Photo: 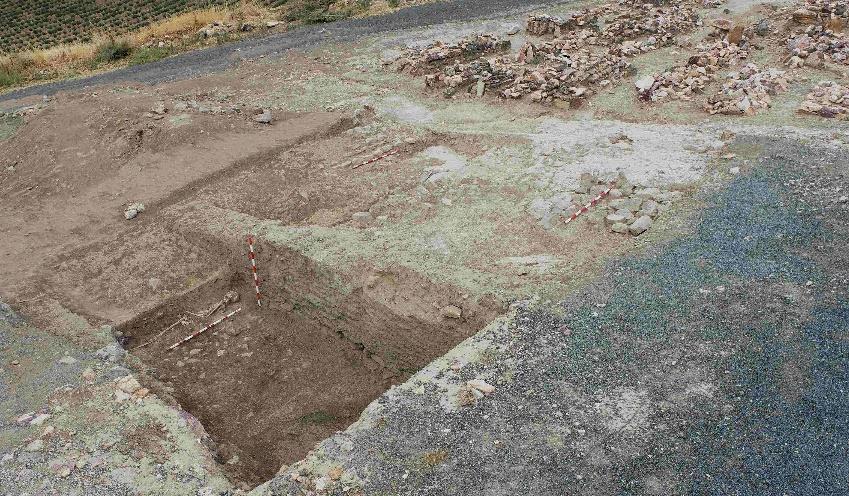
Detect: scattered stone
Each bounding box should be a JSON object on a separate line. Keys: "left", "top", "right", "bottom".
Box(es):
{"left": 637, "top": 39, "right": 749, "bottom": 102}
{"left": 253, "top": 109, "right": 273, "bottom": 124}
{"left": 116, "top": 375, "right": 141, "bottom": 394}
{"left": 629, "top": 215, "right": 653, "bottom": 235}
{"left": 29, "top": 413, "right": 51, "bottom": 426}
{"left": 95, "top": 343, "right": 126, "bottom": 363}
{"left": 266, "top": 20, "right": 281, "bottom": 28}
{"left": 352, "top": 211, "right": 373, "bottom": 226}
{"left": 610, "top": 197, "right": 643, "bottom": 212}
{"left": 467, "top": 379, "right": 496, "bottom": 394}
{"left": 640, "top": 199, "right": 659, "bottom": 217}
{"left": 395, "top": 34, "right": 511, "bottom": 76}
{"left": 328, "top": 466, "right": 344, "bottom": 480}
{"left": 506, "top": 25, "right": 521, "bottom": 35}
{"left": 755, "top": 18, "right": 770, "bottom": 36}
{"left": 787, "top": 25, "right": 849, "bottom": 67}
{"left": 440, "top": 305, "right": 463, "bottom": 319}
{"left": 705, "top": 64, "right": 788, "bottom": 115}
{"left": 124, "top": 202, "right": 145, "bottom": 220}
{"left": 16, "top": 412, "right": 34, "bottom": 424}
{"left": 611, "top": 222, "right": 629, "bottom": 234}
{"left": 24, "top": 439, "right": 44, "bottom": 452}
{"left": 399, "top": 1, "right": 701, "bottom": 105}
{"left": 799, "top": 81, "right": 849, "bottom": 119}
{"left": 58, "top": 355, "right": 78, "bottom": 365}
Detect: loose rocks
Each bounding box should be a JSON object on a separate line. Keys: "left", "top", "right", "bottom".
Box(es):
{"left": 253, "top": 109, "right": 273, "bottom": 124}
{"left": 705, "top": 64, "right": 788, "bottom": 115}
{"left": 124, "top": 202, "right": 145, "bottom": 220}
{"left": 799, "top": 81, "right": 849, "bottom": 118}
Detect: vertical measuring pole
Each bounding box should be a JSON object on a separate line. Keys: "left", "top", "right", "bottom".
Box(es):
{"left": 247, "top": 235, "right": 262, "bottom": 307}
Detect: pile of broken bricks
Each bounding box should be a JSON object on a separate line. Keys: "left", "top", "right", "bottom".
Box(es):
{"left": 799, "top": 80, "right": 849, "bottom": 118}
{"left": 705, "top": 63, "right": 789, "bottom": 115}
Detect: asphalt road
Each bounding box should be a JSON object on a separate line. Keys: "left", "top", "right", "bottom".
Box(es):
{"left": 0, "top": 0, "right": 568, "bottom": 103}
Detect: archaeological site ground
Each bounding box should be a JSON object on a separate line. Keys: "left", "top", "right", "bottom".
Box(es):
{"left": 1, "top": 0, "right": 848, "bottom": 494}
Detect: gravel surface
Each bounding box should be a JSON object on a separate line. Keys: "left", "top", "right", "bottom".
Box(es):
{"left": 260, "top": 134, "right": 849, "bottom": 495}
{"left": 0, "top": 0, "right": 572, "bottom": 104}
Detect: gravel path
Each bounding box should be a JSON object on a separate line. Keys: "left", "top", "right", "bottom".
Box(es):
{"left": 0, "top": 0, "right": 570, "bottom": 103}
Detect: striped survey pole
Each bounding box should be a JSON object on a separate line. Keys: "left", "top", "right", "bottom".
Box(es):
{"left": 352, "top": 148, "right": 399, "bottom": 169}
{"left": 247, "top": 235, "right": 261, "bottom": 307}
{"left": 168, "top": 308, "right": 242, "bottom": 351}
{"left": 564, "top": 183, "right": 615, "bottom": 226}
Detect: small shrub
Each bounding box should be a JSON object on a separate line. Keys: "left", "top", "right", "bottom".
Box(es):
{"left": 128, "top": 46, "right": 172, "bottom": 65}
{"left": 0, "top": 68, "right": 23, "bottom": 88}
{"left": 284, "top": 0, "right": 346, "bottom": 24}
{"left": 388, "top": 0, "right": 400, "bottom": 7}
{"left": 91, "top": 39, "right": 133, "bottom": 67}
{"left": 356, "top": 0, "right": 371, "bottom": 9}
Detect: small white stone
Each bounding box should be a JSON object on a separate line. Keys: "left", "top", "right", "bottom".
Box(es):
{"left": 467, "top": 379, "right": 496, "bottom": 395}
{"left": 24, "top": 439, "right": 44, "bottom": 452}
{"left": 440, "top": 305, "right": 462, "bottom": 319}
{"left": 29, "top": 413, "right": 51, "bottom": 426}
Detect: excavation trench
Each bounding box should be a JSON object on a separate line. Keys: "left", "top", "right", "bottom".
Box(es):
{"left": 120, "top": 240, "right": 500, "bottom": 487}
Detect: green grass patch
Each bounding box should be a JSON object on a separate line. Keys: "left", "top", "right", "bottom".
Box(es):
{"left": 90, "top": 39, "right": 133, "bottom": 68}
{"left": 0, "top": 67, "right": 23, "bottom": 88}
{"left": 128, "top": 46, "right": 174, "bottom": 65}
{"left": 298, "top": 410, "right": 336, "bottom": 424}
{"left": 284, "top": 0, "right": 348, "bottom": 24}
{"left": 0, "top": 114, "right": 23, "bottom": 141}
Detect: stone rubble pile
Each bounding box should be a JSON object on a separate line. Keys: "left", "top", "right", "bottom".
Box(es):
{"left": 501, "top": 48, "right": 630, "bottom": 102}
{"left": 599, "top": 176, "right": 675, "bottom": 237}
{"left": 394, "top": 34, "right": 512, "bottom": 75}
{"left": 791, "top": 0, "right": 848, "bottom": 25}
{"left": 526, "top": 0, "right": 699, "bottom": 46}
{"left": 525, "top": 13, "right": 598, "bottom": 37}
{"left": 786, "top": 25, "right": 849, "bottom": 67}
{"left": 528, "top": 173, "right": 677, "bottom": 235}
{"left": 799, "top": 81, "right": 849, "bottom": 118}
{"left": 635, "top": 39, "right": 749, "bottom": 101}
{"left": 397, "top": 0, "right": 703, "bottom": 104}
{"left": 705, "top": 64, "right": 788, "bottom": 115}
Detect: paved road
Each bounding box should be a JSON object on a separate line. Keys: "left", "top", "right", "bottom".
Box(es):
{"left": 0, "top": 0, "right": 568, "bottom": 103}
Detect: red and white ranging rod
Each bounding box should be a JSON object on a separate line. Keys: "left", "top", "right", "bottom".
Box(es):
{"left": 168, "top": 308, "right": 242, "bottom": 351}
{"left": 352, "top": 148, "right": 399, "bottom": 169}
{"left": 564, "top": 183, "right": 616, "bottom": 226}
{"left": 247, "top": 235, "right": 262, "bottom": 307}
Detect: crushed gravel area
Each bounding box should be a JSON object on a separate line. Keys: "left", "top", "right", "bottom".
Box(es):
{"left": 261, "top": 135, "right": 849, "bottom": 495}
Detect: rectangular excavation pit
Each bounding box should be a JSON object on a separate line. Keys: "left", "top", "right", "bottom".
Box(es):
{"left": 120, "top": 243, "right": 500, "bottom": 487}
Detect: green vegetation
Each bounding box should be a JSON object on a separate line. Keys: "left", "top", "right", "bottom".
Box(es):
{"left": 298, "top": 410, "right": 336, "bottom": 424}
{"left": 128, "top": 46, "right": 175, "bottom": 65}
{"left": 90, "top": 39, "right": 133, "bottom": 67}
{"left": 284, "top": 0, "right": 347, "bottom": 24}
{"left": 0, "top": 114, "right": 23, "bottom": 141}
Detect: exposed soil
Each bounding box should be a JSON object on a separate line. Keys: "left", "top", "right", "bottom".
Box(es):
{"left": 0, "top": 65, "right": 503, "bottom": 488}
{"left": 119, "top": 241, "right": 499, "bottom": 486}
